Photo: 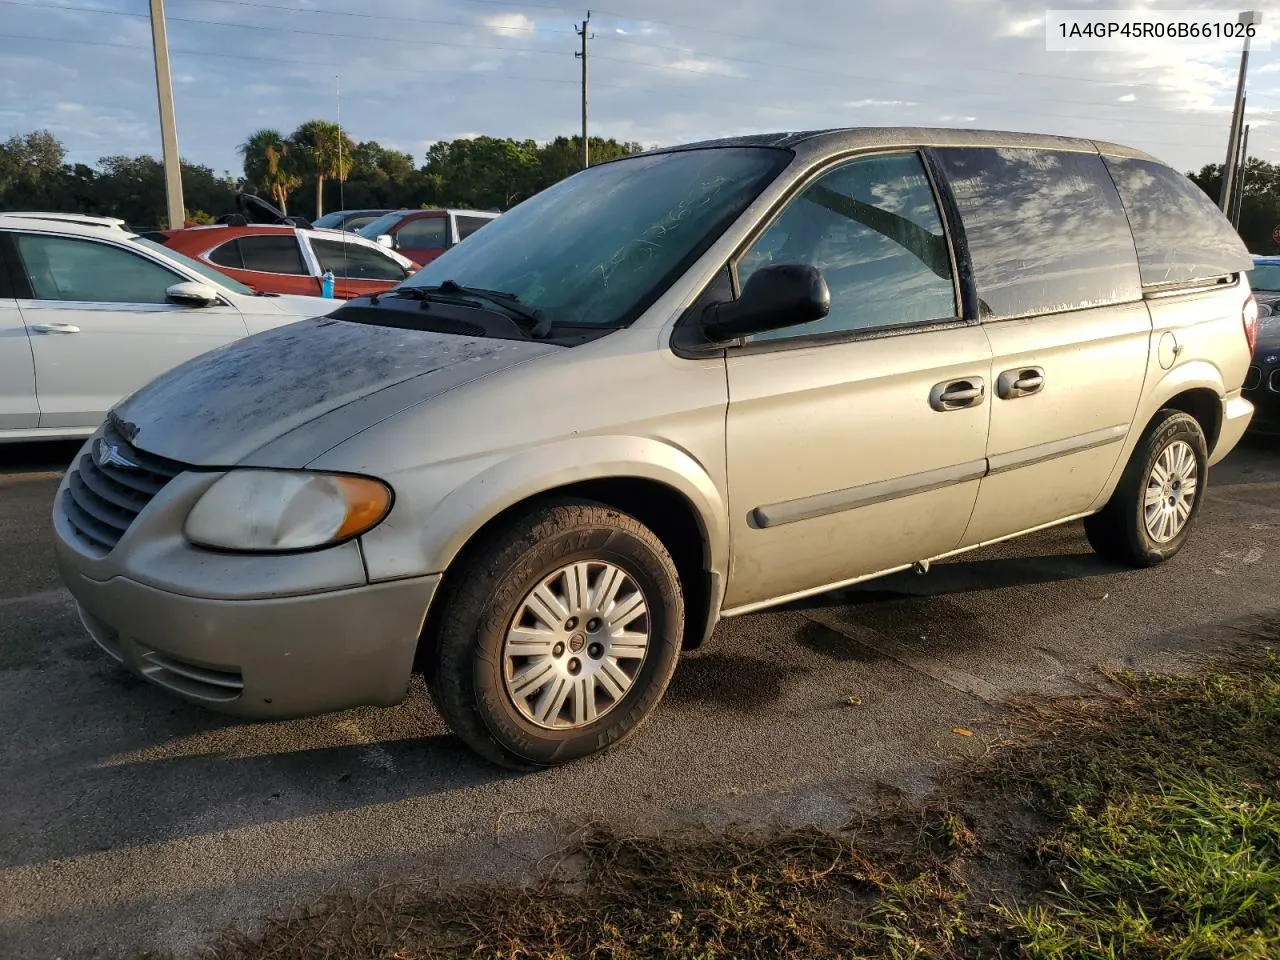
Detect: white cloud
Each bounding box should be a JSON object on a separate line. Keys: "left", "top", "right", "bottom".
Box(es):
{"left": 55, "top": 102, "right": 83, "bottom": 113}
{"left": 846, "top": 98, "right": 916, "bottom": 108}
{"left": 1118, "top": 93, "right": 1137, "bottom": 102}
{"left": 1001, "top": 16, "right": 1043, "bottom": 37}
{"left": 481, "top": 13, "right": 535, "bottom": 36}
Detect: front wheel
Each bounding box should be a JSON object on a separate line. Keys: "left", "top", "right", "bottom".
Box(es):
{"left": 1084, "top": 409, "right": 1208, "bottom": 567}
{"left": 427, "top": 500, "right": 684, "bottom": 770}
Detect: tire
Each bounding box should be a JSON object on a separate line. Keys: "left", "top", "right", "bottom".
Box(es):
{"left": 427, "top": 499, "right": 684, "bottom": 770}
{"left": 1084, "top": 409, "right": 1208, "bottom": 568}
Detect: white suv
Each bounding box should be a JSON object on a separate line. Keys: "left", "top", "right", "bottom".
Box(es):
{"left": 0, "top": 212, "right": 335, "bottom": 442}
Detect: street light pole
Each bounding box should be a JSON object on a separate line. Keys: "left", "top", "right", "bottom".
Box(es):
{"left": 148, "top": 0, "right": 184, "bottom": 228}
{"left": 1219, "top": 10, "right": 1261, "bottom": 212}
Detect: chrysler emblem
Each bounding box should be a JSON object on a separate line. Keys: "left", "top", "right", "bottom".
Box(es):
{"left": 93, "top": 438, "right": 138, "bottom": 470}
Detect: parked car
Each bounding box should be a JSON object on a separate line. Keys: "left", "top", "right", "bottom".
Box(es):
{"left": 312, "top": 209, "right": 395, "bottom": 233}
{"left": 0, "top": 212, "right": 335, "bottom": 442}
{"left": 157, "top": 224, "right": 419, "bottom": 299}
{"left": 1243, "top": 256, "right": 1280, "bottom": 434}
{"left": 356, "top": 208, "right": 499, "bottom": 265}
{"left": 53, "top": 128, "right": 1255, "bottom": 770}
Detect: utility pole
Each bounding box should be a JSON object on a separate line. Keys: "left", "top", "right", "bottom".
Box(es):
{"left": 575, "top": 12, "right": 592, "bottom": 169}
{"left": 148, "top": 0, "right": 184, "bottom": 229}
{"left": 1220, "top": 10, "right": 1262, "bottom": 212}
{"left": 1233, "top": 123, "right": 1251, "bottom": 228}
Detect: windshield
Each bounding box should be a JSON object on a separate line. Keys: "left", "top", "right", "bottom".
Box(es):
{"left": 131, "top": 236, "right": 255, "bottom": 295}
{"left": 399, "top": 147, "right": 791, "bottom": 328}
{"left": 1249, "top": 263, "right": 1280, "bottom": 292}
{"left": 312, "top": 211, "right": 346, "bottom": 229}
{"left": 357, "top": 211, "right": 409, "bottom": 240}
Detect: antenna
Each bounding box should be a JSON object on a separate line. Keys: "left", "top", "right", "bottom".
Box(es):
{"left": 336, "top": 74, "right": 346, "bottom": 217}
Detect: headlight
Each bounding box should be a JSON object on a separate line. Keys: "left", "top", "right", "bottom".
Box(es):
{"left": 184, "top": 470, "right": 392, "bottom": 552}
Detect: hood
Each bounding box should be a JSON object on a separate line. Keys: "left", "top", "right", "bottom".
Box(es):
{"left": 248, "top": 292, "right": 340, "bottom": 317}
{"left": 113, "top": 317, "right": 558, "bottom": 466}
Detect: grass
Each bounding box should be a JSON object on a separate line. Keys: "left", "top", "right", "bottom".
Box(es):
{"left": 163, "top": 650, "right": 1280, "bottom": 960}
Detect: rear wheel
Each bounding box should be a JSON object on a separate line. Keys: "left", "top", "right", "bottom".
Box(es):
{"left": 427, "top": 500, "right": 684, "bottom": 769}
{"left": 1084, "top": 410, "right": 1208, "bottom": 567}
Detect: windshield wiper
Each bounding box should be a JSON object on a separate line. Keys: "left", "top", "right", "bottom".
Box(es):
{"left": 394, "top": 280, "right": 554, "bottom": 337}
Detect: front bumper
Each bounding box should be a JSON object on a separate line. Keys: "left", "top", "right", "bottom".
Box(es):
{"left": 61, "top": 567, "right": 439, "bottom": 719}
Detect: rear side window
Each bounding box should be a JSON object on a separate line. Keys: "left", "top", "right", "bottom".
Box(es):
{"left": 396, "top": 216, "right": 447, "bottom": 249}
{"left": 235, "top": 235, "right": 307, "bottom": 275}
{"left": 310, "top": 238, "right": 407, "bottom": 281}
{"left": 455, "top": 215, "right": 493, "bottom": 241}
{"left": 208, "top": 239, "right": 243, "bottom": 269}
{"left": 1102, "top": 155, "right": 1252, "bottom": 287}
{"left": 934, "top": 147, "right": 1141, "bottom": 319}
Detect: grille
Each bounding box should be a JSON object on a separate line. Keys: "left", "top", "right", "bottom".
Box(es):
{"left": 61, "top": 419, "right": 185, "bottom": 554}
{"left": 140, "top": 649, "right": 244, "bottom": 703}
{"left": 1244, "top": 365, "right": 1262, "bottom": 391}
{"left": 1271, "top": 369, "right": 1280, "bottom": 394}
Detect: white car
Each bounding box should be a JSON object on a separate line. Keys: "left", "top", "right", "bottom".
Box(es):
{"left": 0, "top": 212, "right": 335, "bottom": 443}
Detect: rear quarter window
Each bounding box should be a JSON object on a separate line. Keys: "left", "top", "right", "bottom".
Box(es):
{"left": 934, "top": 146, "right": 1141, "bottom": 320}
{"left": 1101, "top": 155, "right": 1252, "bottom": 287}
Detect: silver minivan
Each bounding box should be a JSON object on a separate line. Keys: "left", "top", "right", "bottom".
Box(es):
{"left": 51, "top": 127, "right": 1257, "bottom": 768}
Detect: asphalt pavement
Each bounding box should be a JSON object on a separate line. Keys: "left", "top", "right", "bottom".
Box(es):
{"left": 2, "top": 439, "right": 1278, "bottom": 959}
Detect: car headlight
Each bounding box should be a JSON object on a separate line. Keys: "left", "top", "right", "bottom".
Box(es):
{"left": 184, "top": 470, "right": 393, "bottom": 552}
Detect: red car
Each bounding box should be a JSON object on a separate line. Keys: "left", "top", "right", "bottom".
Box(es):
{"left": 156, "top": 224, "right": 420, "bottom": 299}
{"left": 355, "top": 208, "right": 499, "bottom": 266}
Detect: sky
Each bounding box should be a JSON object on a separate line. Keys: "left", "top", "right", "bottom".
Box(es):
{"left": 2, "top": 0, "right": 1280, "bottom": 179}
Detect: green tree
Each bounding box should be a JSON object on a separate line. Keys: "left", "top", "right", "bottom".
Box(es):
{"left": 422, "top": 136, "right": 539, "bottom": 209}
{"left": 290, "top": 120, "right": 355, "bottom": 219}
{"left": 530, "top": 135, "right": 643, "bottom": 193}
{"left": 1190, "top": 158, "right": 1280, "bottom": 254}
{"left": 239, "top": 128, "right": 300, "bottom": 214}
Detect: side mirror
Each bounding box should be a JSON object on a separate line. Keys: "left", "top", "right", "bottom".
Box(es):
{"left": 702, "top": 264, "right": 830, "bottom": 341}
{"left": 376, "top": 234, "right": 394, "bottom": 249}
{"left": 165, "top": 281, "right": 219, "bottom": 307}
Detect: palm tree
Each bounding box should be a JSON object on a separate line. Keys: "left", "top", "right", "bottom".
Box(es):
{"left": 238, "top": 128, "right": 300, "bottom": 214}
{"left": 291, "top": 120, "right": 353, "bottom": 219}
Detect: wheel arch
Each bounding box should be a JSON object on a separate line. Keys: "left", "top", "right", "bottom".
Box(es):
{"left": 414, "top": 437, "right": 729, "bottom": 668}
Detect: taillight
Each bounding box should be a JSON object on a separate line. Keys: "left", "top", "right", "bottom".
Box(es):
{"left": 1244, "top": 294, "right": 1259, "bottom": 354}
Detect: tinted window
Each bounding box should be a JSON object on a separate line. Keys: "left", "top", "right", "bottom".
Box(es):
{"left": 236, "top": 234, "right": 307, "bottom": 275}
{"left": 455, "top": 215, "right": 494, "bottom": 241}
{"left": 208, "top": 239, "right": 243, "bottom": 269}
{"left": 935, "top": 147, "right": 1140, "bottom": 319}
{"left": 737, "top": 152, "right": 956, "bottom": 341}
{"left": 1249, "top": 263, "right": 1280, "bottom": 293}
{"left": 1103, "top": 155, "right": 1252, "bottom": 287}
{"left": 15, "top": 233, "right": 181, "bottom": 303}
{"left": 400, "top": 146, "right": 789, "bottom": 329}
{"left": 396, "top": 216, "right": 447, "bottom": 249}
{"left": 311, "top": 238, "right": 407, "bottom": 281}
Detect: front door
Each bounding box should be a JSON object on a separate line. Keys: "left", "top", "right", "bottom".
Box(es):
{"left": 307, "top": 236, "right": 411, "bottom": 298}
{"left": 928, "top": 146, "right": 1152, "bottom": 546}
{"left": 722, "top": 151, "right": 993, "bottom": 611}
{"left": 0, "top": 233, "right": 38, "bottom": 430}
{"left": 10, "top": 231, "right": 249, "bottom": 431}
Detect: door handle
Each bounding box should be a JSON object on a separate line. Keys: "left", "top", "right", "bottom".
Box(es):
{"left": 30, "top": 323, "right": 81, "bottom": 334}
{"left": 929, "top": 377, "right": 986, "bottom": 412}
{"left": 997, "top": 366, "right": 1045, "bottom": 400}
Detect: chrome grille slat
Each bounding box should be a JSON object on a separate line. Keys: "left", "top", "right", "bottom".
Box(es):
{"left": 67, "top": 473, "right": 133, "bottom": 531}
{"left": 1271, "top": 369, "right": 1280, "bottom": 393}
{"left": 75, "top": 456, "right": 150, "bottom": 512}
{"left": 1244, "top": 365, "right": 1262, "bottom": 391}
{"left": 61, "top": 491, "right": 121, "bottom": 551}
{"left": 60, "top": 419, "right": 187, "bottom": 553}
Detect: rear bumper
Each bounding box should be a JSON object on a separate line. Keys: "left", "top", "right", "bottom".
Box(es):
{"left": 62, "top": 566, "right": 439, "bottom": 719}
{"left": 1210, "top": 393, "right": 1254, "bottom": 466}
